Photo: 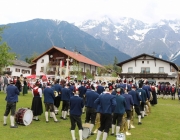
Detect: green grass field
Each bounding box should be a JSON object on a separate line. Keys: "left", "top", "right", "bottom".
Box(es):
{"left": 0, "top": 91, "right": 180, "bottom": 140}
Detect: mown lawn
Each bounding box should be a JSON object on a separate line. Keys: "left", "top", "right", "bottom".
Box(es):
{"left": 0, "top": 91, "right": 180, "bottom": 140}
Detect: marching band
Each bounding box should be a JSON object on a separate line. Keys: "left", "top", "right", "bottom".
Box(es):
{"left": 2, "top": 73, "right": 180, "bottom": 140}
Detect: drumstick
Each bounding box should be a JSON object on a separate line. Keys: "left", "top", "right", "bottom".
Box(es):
{"left": 24, "top": 120, "right": 28, "bottom": 124}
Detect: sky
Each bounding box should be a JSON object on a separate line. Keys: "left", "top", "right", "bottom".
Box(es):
{"left": 1, "top": 0, "right": 180, "bottom": 24}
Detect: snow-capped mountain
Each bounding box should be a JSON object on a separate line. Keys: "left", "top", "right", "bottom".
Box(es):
{"left": 74, "top": 16, "right": 180, "bottom": 65}
{"left": 170, "top": 50, "right": 180, "bottom": 65}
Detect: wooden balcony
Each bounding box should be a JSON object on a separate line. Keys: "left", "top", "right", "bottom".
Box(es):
{"left": 49, "top": 61, "right": 59, "bottom": 65}
{"left": 119, "top": 73, "right": 168, "bottom": 78}
{"left": 47, "top": 71, "right": 55, "bottom": 75}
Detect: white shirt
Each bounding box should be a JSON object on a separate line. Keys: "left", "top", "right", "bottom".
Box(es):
{"left": 31, "top": 87, "right": 42, "bottom": 97}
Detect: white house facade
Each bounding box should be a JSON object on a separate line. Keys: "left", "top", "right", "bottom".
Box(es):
{"left": 31, "top": 46, "right": 103, "bottom": 78}
{"left": 35, "top": 54, "right": 50, "bottom": 76}
{"left": 3, "top": 60, "right": 31, "bottom": 77}
{"left": 117, "top": 54, "right": 179, "bottom": 85}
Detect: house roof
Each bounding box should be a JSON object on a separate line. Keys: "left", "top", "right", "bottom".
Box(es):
{"left": 29, "top": 63, "right": 36, "bottom": 68}
{"left": 13, "top": 60, "right": 30, "bottom": 67}
{"left": 32, "top": 46, "right": 103, "bottom": 67}
{"left": 116, "top": 53, "right": 179, "bottom": 71}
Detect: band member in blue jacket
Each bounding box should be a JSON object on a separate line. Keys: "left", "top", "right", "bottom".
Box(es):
{"left": 43, "top": 83, "right": 59, "bottom": 123}
{"left": 3, "top": 80, "right": 19, "bottom": 128}
{"left": 122, "top": 86, "right": 134, "bottom": 130}
{"left": 137, "top": 82, "right": 147, "bottom": 118}
{"left": 70, "top": 89, "right": 84, "bottom": 140}
{"left": 111, "top": 88, "right": 126, "bottom": 136}
{"left": 142, "top": 81, "right": 151, "bottom": 114}
{"left": 96, "top": 82, "right": 105, "bottom": 94}
{"left": 61, "top": 83, "right": 71, "bottom": 120}
{"left": 128, "top": 84, "right": 142, "bottom": 125}
{"left": 164, "top": 84, "right": 170, "bottom": 99}
{"left": 85, "top": 84, "right": 99, "bottom": 135}
{"left": 94, "top": 84, "right": 116, "bottom": 140}
{"left": 78, "top": 82, "right": 87, "bottom": 113}
{"left": 142, "top": 82, "right": 151, "bottom": 101}
{"left": 53, "top": 79, "right": 62, "bottom": 115}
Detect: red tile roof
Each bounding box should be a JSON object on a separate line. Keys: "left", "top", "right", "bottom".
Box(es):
{"left": 33, "top": 46, "right": 103, "bottom": 67}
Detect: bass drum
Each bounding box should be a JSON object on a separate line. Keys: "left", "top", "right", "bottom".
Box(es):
{"left": 15, "top": 108, "right": 33, "bottom": 126}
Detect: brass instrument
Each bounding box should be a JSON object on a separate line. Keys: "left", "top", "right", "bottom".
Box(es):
{"left": 120, "top": 113, "right": 131, "bottom": 135}
{"left": 54, "top": 91, "right": 59, "bottom": 97}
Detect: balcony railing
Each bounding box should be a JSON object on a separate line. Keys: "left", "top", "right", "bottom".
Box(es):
{"left": 119, "top": 73, "right": 168, "bottom": 78}
{"left": 47, "top": 71, "right": 55, "bottom": 75}
{"left": 49, "top": 61, "right": 59, "bottom": 65}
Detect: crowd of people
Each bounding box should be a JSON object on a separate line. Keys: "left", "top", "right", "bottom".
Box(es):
{"left": 0, "top": 74, "right": 28, "bottom": 95}
{"left": 1, "top": 74, "right": 180, "bottom": 140}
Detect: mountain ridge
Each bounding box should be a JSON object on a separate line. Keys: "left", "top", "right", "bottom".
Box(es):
{"left": 1, "top": 18, "right": 130, "bottom": 65}
{"left": 74, "top": 16, "right": 180, "bottom": 65}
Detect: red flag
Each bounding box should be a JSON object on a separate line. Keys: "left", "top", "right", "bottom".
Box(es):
{"left": 60, "top": 60, "right": 64, "bottom": 67}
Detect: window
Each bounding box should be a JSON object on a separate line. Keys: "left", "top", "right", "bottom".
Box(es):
{"left": 53, "top": 67, "right": 56, "bottom": 71}
{"left": 6, "top": 68, "right": 10, "bottom": 71}
{"left": 22, "top": 69, "right": 25, "bottom": 74}
{"left": 41, "top": 59, "right": 44, "bottom": 63}
{"left": 128, "top": 67, "right": 133, "bottom": 73}
{"left": 141, "top": 67, "right": 150, "bottom": 73}
{"left": 159, "top": 67, "right": 164, "bottom": 73}
{"left": 15, "top": 68, "right": 20, "bottom": 72}
{"left": 40, "top": 67, "right": 44, "bottom": 72}
{"left": 171, "top": 66, "right": 175, "bottom": 72}
{"left": 142, "top": 61, "right": 144, "bottom": 64}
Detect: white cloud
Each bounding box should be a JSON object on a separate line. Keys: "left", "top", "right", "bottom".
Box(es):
{"left": 0, "top": 0, "right": 180, "bottom": 24}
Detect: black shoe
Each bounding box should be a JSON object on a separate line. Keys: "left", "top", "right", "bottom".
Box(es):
{"left": 138, "top": 122, "right": 142, "bottom": 125}
{"left": 34, "top": 119, "right": 40, "bottom": 121}
{"left": 10, "top": 125, "right": 18, "bottom": 128}
{"left": 91, "top": 132, "right": 94, "bottom": 135}
{"left": 54, "top": 120, "right": 60, "bottom": 123}
{"left": 60, "top": 117, "right": 63, "bottom": 119}
{"left": 111, "top": 133, "right": 114, "bottom": 136}
{"left": 63, "top": 118, "right": 68, "bottom": 120}
{"left": 3, "top": 123, "right": 7, "bottom": 126}
{"left": 46, "top": 121, "right": 49, "bottom": 123}
{"left": 55, "top": 113, "right": 59, "bottom": 115}
{"left": 50, "top": 117, "right": 53, "bottom": 118}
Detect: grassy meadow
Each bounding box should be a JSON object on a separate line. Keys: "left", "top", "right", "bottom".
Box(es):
{"left": 0, "top": 91, "right": 180, "bottom": 140}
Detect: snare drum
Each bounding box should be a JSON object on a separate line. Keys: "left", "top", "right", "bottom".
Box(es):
{"left": 15, "top": 108, "right": 33, "bottom": 126}
{"left": 82, "top": 127, "right": 90, "bottom": 139}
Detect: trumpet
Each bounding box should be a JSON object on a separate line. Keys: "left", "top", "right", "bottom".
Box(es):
{"left": 54, "top": 91, "right": 59, "bottom": 97}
